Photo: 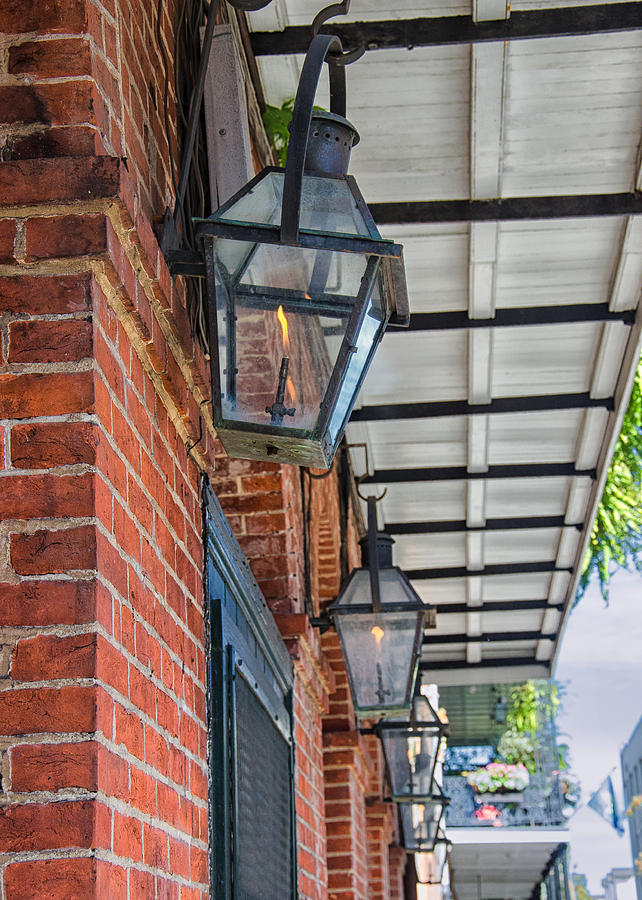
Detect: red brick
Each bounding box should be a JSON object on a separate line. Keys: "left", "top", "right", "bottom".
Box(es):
{"left": 96, "top": 634, "right": 128, "bottom": 694}
{"left": 144, "top": 822, "right": 168, "bottom": 869}
{"left": 0, "top": 685, "right": 96, "bottom": 736}
{"left": 113, "top": 810, "right": 143, "bottom": 862}
{"left": 0, "top": 81, "right": 94, "bottom": 129}
{"left": 130, "top": 766, "right": 157, "bottom": 818}
{"left": 96, "top": 532, "right": 127, "bottom": 597}
{"left": 95, "top": 860, "right": 127, "bottom": 900}
{"left": 0, "top": 371, "right": 94, "bottom": 418}
{"left": 0, "top": 581, "right": 95, "bottom": 627}
{"left": 10, "top": 741, "right": 98, "bottom": 792}
{"left": 11, "top": 633, "right": 96, "bottom": 682}
{"left": 8, "top": 319, "right": 92, "bottom": 363}
{"left": 0, "top": 273, "right": 92, "bottom": 315}
{"left": 25, "top": 213, "right": 107, "bottom": 260}
{"left": 11, "top": 421, "right": 98, "bottom": 469}
{"left": 130, "top": 867, "right": 156, "bottom": 898}
{"left": 0, "top": 801, "right": 94, "bottom": 852}
{"left": 115, "top": 703, "right": 144, "bottom": 759}
{"left": 0, "top": 0, "right": 87, "bottom": 33}
{"left": 4, "top": 858, "right": 96, "bottom": 900}
{"left": 9, "top": 38, "right": 91, "bottom": 77}
{"left": 11, "top": 125, "right": 97, "bottom": 159}
{"left": 0, "top": 219, "right": 16, "bottom": 263}
{"left": 97, "top": 746, "right": 129, "bottom": 801}
{"left": 0, "top": 473, "right": 93, "bottom": 520}
{"left": 10, "top": 524, "right": 96, "bottom": 575}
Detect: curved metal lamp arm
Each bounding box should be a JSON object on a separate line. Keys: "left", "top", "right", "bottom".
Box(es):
{"left": 280, "top": 33, "right": 346, "bottom": 243}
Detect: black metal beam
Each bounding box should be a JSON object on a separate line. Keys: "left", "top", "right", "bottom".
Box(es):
{"left": 250, "top": 3, "right": 642, "bottom": 55}
{"left": 370, "top": 193, "right": 642, "bottom": 226}
{"left": 406, "top": 561, "right": 572, "bottom": 580}
{"left": 385, "top": 516, "right": 582, "bottom": 535}
{"left": 351, "top": 392, "right": 613, "bottom": 422}
{"left": 432, "top": 599, "right": 565, "bottom": 614}
{"left": 363, "top": 463, "right": 595, "bottom": 483}
{"left": 385, "top": 303, "right": 634, "bottom": 333}
{"left": 423, "top": 630, "right": 555, "bottom": 644}
{"left": 420, "top": 656, "right": 550, "bottom": 672}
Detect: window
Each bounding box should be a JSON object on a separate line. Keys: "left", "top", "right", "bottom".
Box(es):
{"left": 204, "top": 487, "right": 297, "bottom": 899}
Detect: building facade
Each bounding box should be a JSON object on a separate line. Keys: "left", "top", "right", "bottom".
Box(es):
{"left": 622, "top": 717, "right": 642, "bottom": 900}
{"left": 1, "top": 1, "right": 641, "bottom": 899}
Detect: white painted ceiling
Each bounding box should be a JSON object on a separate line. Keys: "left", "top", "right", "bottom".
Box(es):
{"left": 248, "top": 0, "right": 642, "bottom": 694}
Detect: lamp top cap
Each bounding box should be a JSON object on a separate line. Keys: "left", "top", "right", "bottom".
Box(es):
{"left": 359, "top": 531, "right": 394, "bottom": 568}
{"left": 303, "top": 111, "right": 360, "bottom": 176}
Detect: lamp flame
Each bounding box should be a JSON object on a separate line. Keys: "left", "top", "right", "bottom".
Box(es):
{"left": 277, "top": 304, "right": 290, "bottom": 352}
{"left": 371, "top": 625, "right": 385, "bottom": 645}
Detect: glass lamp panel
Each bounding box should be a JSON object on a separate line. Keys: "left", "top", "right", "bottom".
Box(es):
{"left": 400, "top": 801, "right": 443, "bottom": 852}
{"left": 211, "top": 237, "right": 371, "bottom": 434}
{"left": 382, "top": 726, "right": 440, "bottom": 800}
{"left": 336, "top": 568, "right": 424, "bottom": 609}
{"left": 216, "top": 171, "right": 377, "bottom": 237}
{"left": 414, "top": 842, "right": 447, "bottom": 884}
{"left": 334, "top": 608, "right": 422, "bottom": 718}
{"left": 327, "top": 275, "right": 385, "bottom": 446}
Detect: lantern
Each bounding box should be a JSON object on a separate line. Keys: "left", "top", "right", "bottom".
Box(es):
{"left": 327, "top": 498, "right": 426, "bottom": 719}
{"left": 400, "top": 790, "right": 449, "bottom": 853}
{"left": 414, "top": 830, "right": 451, "bottom": 884}
{"left": 379, "top": 694, "right": 448, "bottom": 801}
{"left": 196, "top": 34, "right": 409, "bottom": 467}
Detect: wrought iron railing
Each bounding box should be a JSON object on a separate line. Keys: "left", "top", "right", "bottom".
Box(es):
{"left": 444, "top": 774, "right": 566, "bottom": 828}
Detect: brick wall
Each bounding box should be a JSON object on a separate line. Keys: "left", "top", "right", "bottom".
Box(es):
{"left": 0, "top": 1, "right": 406, "bottom": 898}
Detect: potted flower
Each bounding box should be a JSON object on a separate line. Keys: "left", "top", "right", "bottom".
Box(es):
{"left": 466, "top": 762, "right": 530, "bottom": 801}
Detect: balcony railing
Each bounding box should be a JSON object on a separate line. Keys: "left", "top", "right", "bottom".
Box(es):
{"left": 444, "top": 774, "right": 566, "bottom": 828}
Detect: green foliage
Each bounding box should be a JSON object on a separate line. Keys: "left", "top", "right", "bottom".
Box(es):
{"left": 577, "top": 358, "right": 642, "bottom": 604}
{"left": 262, "top": 98, "right": 295, "bottom": 166}
{"left": 572, "top": 874, "right": 595, "bottom": 900}
{"left": 262, "top": 98, "right": 328, "bottom": 166}
{"left": 496, "top": 728, "right": 536, "bottom": 773}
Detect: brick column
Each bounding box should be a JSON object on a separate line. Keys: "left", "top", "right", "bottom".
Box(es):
{"left": 0, "top": 152, "right": 216, "bottom": 898}
{"left": 389, "top": 846, "right": 409, "bottom": 900}
{"left": 324, "top": 731, "right": 374, "bottom": 900}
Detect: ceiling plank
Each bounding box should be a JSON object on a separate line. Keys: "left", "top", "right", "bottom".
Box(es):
{"left": 250, "top": 3, "right": 642, "bottom": 55}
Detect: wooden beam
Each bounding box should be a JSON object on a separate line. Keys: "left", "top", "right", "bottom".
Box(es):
{"left": 370, "top": 193, "right": 642, "bottom": 226}
{"left": 386, "top": 303, "right": 635, "bottom": 332}
{"left": 351, "top": 392, "right": 613, "bottom": 422}
{"left": 385, "top": 516, "right": 582, "bottom": 534}
{"left": 406, "top": 561, "right": 572, "bottom": 580}
{"left": 423, "top": 630, "right": 556, "bottom": 644}
{"left": 432, "top": 599, "right": 565, "bottom": 614}
{"left": 362, "top": 463, "right": 596, "bottom": 483}
{"left": 250, "top": 3, "right": 642, "bottom": 55}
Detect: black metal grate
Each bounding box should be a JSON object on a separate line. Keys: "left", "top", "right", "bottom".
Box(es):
{"left": 234, "top": 672, "right": 292, "bottom": 899}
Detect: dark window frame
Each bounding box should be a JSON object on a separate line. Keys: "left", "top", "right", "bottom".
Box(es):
{"left": 203, "top": 484, "right": 297, "bottom": 899}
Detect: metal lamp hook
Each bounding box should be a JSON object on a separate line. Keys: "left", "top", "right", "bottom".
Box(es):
{"left": 311, "top": 0, "right": 366, "bottom": 65}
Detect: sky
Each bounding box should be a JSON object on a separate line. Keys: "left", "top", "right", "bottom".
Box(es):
{"left": 554, "top": 568, "right": 642, "bottom": 894}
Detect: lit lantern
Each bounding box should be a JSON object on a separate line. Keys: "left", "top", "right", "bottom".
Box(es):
{"left": 399, "top": 791, "right": 449, "bottom": 853}
{"left": 327, "top": 498, "right": 426, "bottom": 719}
{"left": 379, "top": 694, "right": 448, "bottom": 801}
{"left": 197, "top": 34, "right": 409, "bottom": 467}
{"left": 414, "top": 830, "right": 451, "bottom": 884}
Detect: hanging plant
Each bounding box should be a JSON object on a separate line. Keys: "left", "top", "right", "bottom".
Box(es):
{"left": 466, "top": 762, "right": 530, "bottom": 794}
